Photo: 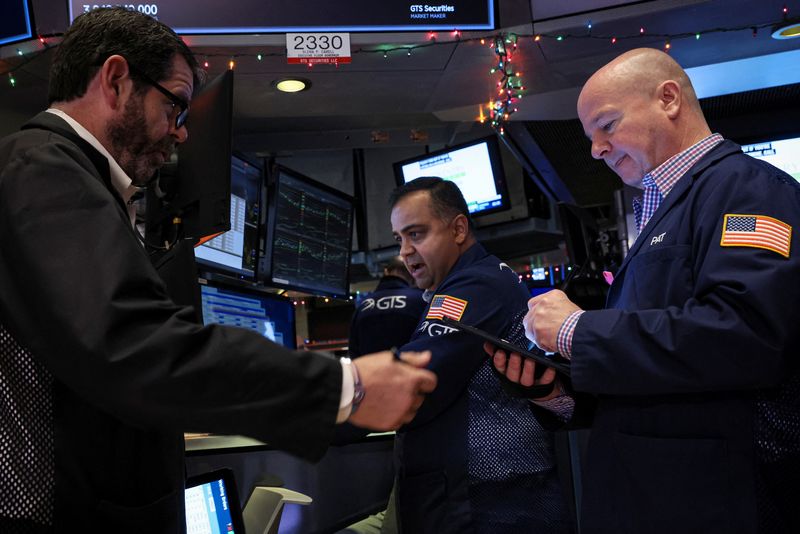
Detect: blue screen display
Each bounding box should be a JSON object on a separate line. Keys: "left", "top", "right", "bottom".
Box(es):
{"left": 200, "top": 283, "right": 296, "bottom": 349}
{"left": 529, "top": 286, "right": 554, "bottom": 298}
{"left": 184, "top": 477, "right": 237, "bottom": 534}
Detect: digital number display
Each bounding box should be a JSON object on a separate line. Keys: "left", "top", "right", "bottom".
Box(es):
{"left": 292, "top": 34, "right": 345, "bottom": 51}
{"left": 78, "top": 4, "right": 158, "bottom": 16}
{"left": 68, "top": 1, "right": 495, "bottom": 32}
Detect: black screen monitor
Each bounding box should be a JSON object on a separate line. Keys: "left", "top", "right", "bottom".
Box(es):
{"left": 259, "top": 165, "right": 354, "bottom": 298}
{"left": 741, "top": 136, "right": 800, "bottom": 183}
{"left": 146, "top": 70, "right": 234, "bottom": 245}
{"left": 195, "top": 154, "right": 262, "bottom": 279}
{"left": 557, "top": 203, "right": 601, "bottom": 269}
{"left": 393, "top": 136, "right": 510, "bottom": 217}
{"left": 68, "top": 0, "right": 496, "bottom": 32}
{"left": 199, "top": 280, "right": 296, "bottom": 349}
{"left": 1, "top": 0, "right": 33, "bottom": 46}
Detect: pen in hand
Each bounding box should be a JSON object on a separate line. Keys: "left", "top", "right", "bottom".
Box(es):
{"left": 561, "top": 258, "right": 588, "bottom": 293}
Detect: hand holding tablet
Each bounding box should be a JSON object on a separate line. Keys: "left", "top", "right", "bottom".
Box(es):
{"left": 440, "top": 316, "right": 571, "bottom": 377}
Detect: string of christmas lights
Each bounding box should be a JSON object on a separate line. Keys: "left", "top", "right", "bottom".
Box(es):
{"left": 2, "top": 5, "right": 794, "bottom": 137}
{"left": 486, "top": 33, "right": 524, "bottom": 134}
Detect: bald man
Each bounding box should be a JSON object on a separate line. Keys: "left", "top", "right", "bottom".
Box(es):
{"left": 489, "top": 48, "right": 800, "bottom": 533}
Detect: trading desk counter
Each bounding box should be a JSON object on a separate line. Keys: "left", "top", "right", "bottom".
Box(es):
{"left": 185, "top": 432, "right": 395, "bottom": 534}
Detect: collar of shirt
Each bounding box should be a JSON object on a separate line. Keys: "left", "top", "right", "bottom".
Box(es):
{"left": 420, "top": 242, "right": 488, "bottom": 304}
{"left": 633, "top": 133, "right": 724, "bottom": 233}
{"left": 45, "top": 108, "right": 141, "bottom": 224}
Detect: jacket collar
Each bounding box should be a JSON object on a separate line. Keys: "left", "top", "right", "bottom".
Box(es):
{"left": 21, "top": 111, "right": 127, "bottom": 213}
{"left": 422, "top": 241, "right": 489, "bottom": 301}
{"left": 615, "top": 140, "right": 742, "bottom": 276}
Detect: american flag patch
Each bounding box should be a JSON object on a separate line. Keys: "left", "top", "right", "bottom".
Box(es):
{"left": 426, "top": 294, "right": 468, "bottom": 321}
{"left": 720, "top": 214, "right": 792, "bottom": 258}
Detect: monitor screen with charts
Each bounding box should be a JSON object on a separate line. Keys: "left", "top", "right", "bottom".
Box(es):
{"left": 259, "top": 165, "right": 354, "bottom": 297}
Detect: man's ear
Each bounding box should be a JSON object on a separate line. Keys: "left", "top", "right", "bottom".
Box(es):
{"left": 452, "top": 214, "right": 469, "bottom": 245}
{"left": 658, "top": 79, "right": 682, "bottom": 119}
{"left": 98, "top": 55, "right": 133, "bottom": 110}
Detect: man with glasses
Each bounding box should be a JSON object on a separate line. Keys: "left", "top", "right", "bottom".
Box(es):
{"left": 0, "top": 7, "right": 436, "bottom": 532}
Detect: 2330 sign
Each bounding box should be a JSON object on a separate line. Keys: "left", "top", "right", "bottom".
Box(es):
{"left": 286, "top": 33, "right": 351, "bottom": 65}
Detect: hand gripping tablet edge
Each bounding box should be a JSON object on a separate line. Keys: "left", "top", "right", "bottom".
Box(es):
{"left": 439, "top": 316, "right": 572, "bottom": 377}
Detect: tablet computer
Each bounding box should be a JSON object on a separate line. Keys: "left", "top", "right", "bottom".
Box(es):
{"left": 185, "top": 468, "right": 245, "bottom": 534}
{"left": 440, "top": 316, "right": 571, "bottom": 377}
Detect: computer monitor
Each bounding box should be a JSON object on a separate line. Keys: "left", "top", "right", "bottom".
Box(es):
{"left": 393, "top": 136, "right": 510, "bottom": 217}
{"left": 146, "top": 70, "right": 234, "bottom": 246}
{"left": 741, "top": 136, "right": 800, "bottom": 183}
{"left": 195, "top": 154, "right": 262, "bottom": 279}
{"left": 184, "top": 468, "right": 245, "bottom": 534}
{"left": 1, "top": 0, "right": 33, "bottom": 46}
{"left": 557, "top": 203, "right": 601, "bottom": 269}
{"left": 259, "top": 165, "right": 354, "bottom": 298}
{"left": 200, "top": 280, "right": 296, "bottom": 349}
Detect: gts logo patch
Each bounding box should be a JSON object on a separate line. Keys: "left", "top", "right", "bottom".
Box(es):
{"left": 361, "top": 295, "right": 407, "bottom": 311}
{"left": 416, "top": 320, "right": 458, "bottom": 337}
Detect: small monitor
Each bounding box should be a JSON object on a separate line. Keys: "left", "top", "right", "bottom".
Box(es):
{"left": 200, "top": 280, "right": 296, "bottom": 349}
{"left": 741, "top": 136, "right": 800, "bottom": 183}
{"left": 259, "top": 165, "right": 354, "bottom": 298}
{"left": 531, "top": 267, "right": 547, "bottom": 281}
{"left": 1, "top": 0, "right": 33, "bottom": 46}
{"left": 557, "top": 203, "right": 601, "bottom": 268}
{"left": 146, "top": 71, "right": 234, "bottom": 246}
{"left": 195, "top": 154, "right": 262, "bottom": 278}
{"left": 184, "top": 468, "right": 245, "bottom": 534}
{"left": 393, "top": 136, "right": 510, "bottom": 217}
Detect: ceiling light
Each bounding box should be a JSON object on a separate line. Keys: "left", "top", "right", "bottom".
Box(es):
{"left": 274, "top": 78, "right": 311, "bottom": 92}
{"left": 772, "top": 20, "right": 800, "bottom": 39}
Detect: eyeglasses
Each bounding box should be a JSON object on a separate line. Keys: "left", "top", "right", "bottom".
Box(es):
{"left": 126, "top": 60, "right": 189, "bottom": 129}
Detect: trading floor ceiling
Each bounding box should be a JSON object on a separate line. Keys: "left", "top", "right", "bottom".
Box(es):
{"left": 1, "top": 0, "right": 799, "bottom": 156}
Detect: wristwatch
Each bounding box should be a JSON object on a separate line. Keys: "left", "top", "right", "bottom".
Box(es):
{"left": 341, "top": 357, "right": 365, "bottom": 414}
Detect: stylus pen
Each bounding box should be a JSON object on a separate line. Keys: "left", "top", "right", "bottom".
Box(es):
{"left": 561, "top": 258, "right": 587, "bottom": 293}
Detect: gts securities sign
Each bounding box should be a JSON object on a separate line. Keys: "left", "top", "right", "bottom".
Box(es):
{"left": 69, "top": 1, "right": 496, "bottom": 32}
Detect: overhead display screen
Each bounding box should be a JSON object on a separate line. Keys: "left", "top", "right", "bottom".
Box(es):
{"left": 68, "top": 1, "right": 496, "bottom": 32}
{"left": 1, "top": 0, "right": 33, "bottom": 46}
{"left": 741, "top": 136, "right": 800, "bottom": 183}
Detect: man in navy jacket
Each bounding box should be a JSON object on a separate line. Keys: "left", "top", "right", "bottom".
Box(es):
{"left": 492, "top": 48, "right": 800, "bottom": 533}
{"left": 349, "top": 257, "right": 426, "bottom": 358}
{"left": 391, "top": 177, "right": 570, "bottom": 533}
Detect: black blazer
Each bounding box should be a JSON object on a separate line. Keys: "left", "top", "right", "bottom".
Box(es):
{"left": 0, "top": 112, "right": 342, "bottom": 532}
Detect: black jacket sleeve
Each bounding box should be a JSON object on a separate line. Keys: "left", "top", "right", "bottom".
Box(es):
{"left": 0, "top": 129, "right": 341, "bottom": 460}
